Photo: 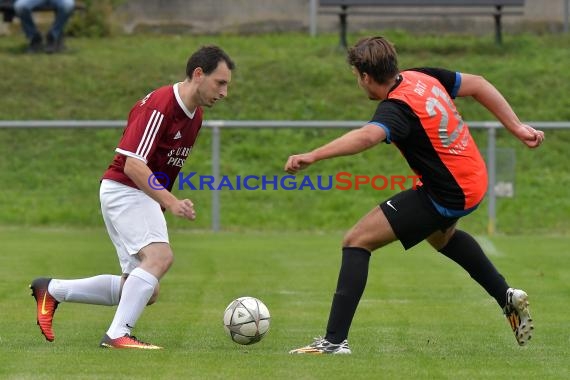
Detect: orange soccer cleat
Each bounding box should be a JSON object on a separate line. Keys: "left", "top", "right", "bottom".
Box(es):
{"left": 30, "top": 277, "right": 59, "bottom": 342}
{"left": 99, "top": 334, "right": 163, "bottom": 350}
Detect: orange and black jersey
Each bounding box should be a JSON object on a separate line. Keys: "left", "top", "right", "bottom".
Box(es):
{"left": 371, "top": 68, "right": 487, "bottom": 214}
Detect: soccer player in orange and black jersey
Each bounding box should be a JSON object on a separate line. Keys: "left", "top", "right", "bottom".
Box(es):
{"left": 286, "top": 36, "right": 543, "bottom": 354}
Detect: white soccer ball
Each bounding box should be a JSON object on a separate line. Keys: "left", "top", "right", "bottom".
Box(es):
{"left": 223, "top": 296, "right": 271, "bottom": 345}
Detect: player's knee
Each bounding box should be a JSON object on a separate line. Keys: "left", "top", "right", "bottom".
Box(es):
{"left": 141, "top": 245, "right": 174, "bottom": 275}
{"left": 153, "top": 255, "right": 173, "bottom": 277}
{"left": 342, "top": 231, "right": 352, "bottom": 246}
{"left": 161, "top": 250, "right": 174, "bottom": 272}
{"left": 342, "top": 230, "right": 361, "bottom": 247}
{"left": 343, "top": 230, "right": 386, "bottom": 252}
{"left": 164, "top": 251, "right": 174, "bottom": 272}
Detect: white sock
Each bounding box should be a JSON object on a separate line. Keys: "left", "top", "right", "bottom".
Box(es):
{"left": 106, "top": 267, "right": 158, "bottom": 339}
{"left": 48, "top": 275, "right": 121, "bottom": 305}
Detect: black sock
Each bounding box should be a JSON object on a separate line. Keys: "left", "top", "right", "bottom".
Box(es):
{"left": 325, "top": 247, "right": 371, "bottom": 344}
{"left": 438, "top": 230, "right": 509, "bottom": 307}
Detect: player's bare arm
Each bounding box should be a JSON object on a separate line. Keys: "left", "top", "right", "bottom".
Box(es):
{"left": 123, "top": 156, "right": 196, "bottom": 220}
{"left": 457, "top": 73, "right": 544, "bottom": 148}
{"left": 285, "top": 124, "right": 386, "bottom": 174}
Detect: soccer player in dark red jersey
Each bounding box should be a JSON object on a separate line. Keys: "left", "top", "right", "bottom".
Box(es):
{"left": 30, "top": 45, "right": 235, "bottom": 349}
{"left": 286, "top": 36, "right": 543, "bottom": 354}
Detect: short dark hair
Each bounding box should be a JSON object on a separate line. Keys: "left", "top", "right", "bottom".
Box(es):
{"left": 186, "top": 45, "right": 235, "bottom": 78}
{"left": 347, "top": 36, "right": 399, "bottom": 84}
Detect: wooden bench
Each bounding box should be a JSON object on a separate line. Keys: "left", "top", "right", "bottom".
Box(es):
{"left": 318, "top": 0, "right": 526, "bottom": 47}
{"left": 0, "top": 0, "right": 85, "bottom": 23}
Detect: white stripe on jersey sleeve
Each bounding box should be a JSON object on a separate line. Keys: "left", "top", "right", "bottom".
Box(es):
{"left": 135, "top": 110, "right": 163, "bottom": 160}
{"left": 135, "top": 110, "right": 157, "bottom": 156}
{"left": 141, "top": 112, "right": 163, "bottom": 159}
{"left": 115, "top": 148, "right": 147, "bottom": 163}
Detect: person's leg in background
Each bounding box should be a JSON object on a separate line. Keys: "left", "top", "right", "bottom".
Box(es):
{"left": 45, "top": 0, "right": 74, "bottom": 53}
{"left": 14, "top": 0, "right": 45, "bottom": 52}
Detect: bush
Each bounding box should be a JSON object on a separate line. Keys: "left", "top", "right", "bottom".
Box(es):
{"left": 66, "top": 0, "right": 125, "bottom": 37}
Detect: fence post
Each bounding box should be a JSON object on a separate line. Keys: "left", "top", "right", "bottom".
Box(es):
{"left": 487, "top": 125, "right": 497, "bottom": 235}
{"left": 564, "top": 0, "right": 570, "bottom": 33}
{"left": 309, "top": 0, "right": 318, "bottom": 36}
{"left": 212, "top": 124, "right": 221, "bottom": 232}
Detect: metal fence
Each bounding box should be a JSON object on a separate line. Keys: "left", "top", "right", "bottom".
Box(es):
{"left": 1, "top": 120, "right": 568, "bottom": 234}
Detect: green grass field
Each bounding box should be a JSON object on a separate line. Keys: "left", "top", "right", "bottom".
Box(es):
{"left": 1, "top": 228, "right": 568, "bottom": 379}
{"left": 0, "top": 28, "right": 568, "bottom": 379}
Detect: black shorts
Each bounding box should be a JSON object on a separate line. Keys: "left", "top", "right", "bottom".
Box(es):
{"left": 379, "top": 186, "right": 458, "bottom": 250}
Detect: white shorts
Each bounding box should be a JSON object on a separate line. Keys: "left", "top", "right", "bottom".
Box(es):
{"left": 100, "top": 179, "right": 169, "bottom": 274}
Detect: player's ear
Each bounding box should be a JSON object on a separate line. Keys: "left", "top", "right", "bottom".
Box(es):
{"left": 192, "top": 67, "right": 204, "bottom": 82}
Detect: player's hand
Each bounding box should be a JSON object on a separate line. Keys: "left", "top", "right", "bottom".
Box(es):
{"left": 515, "top": 124, "right": 545, "bottom": 148}
{"left": 167, "top": 199, "right": 196, "bottom": 220}
{"left": 284, "top": 153, "right": 316, "bottom": 174}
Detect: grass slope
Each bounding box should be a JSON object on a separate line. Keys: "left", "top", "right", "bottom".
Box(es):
{"left": 0, "top": 32, "right": 569, "bottom": 233}
{"left": 0, "top": 229, "right": 568, "bottom": 379}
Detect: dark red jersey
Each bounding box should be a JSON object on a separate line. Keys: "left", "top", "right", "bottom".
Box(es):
{"left": 371, "top": 68, "right": 487, "bottom": 211}
{"left": 102, "top": 83, "right": 203, "bottom": 191}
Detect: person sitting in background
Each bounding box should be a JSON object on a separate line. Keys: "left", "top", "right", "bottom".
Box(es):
{"left": 14, "top": 0, "right": 74, "bottom": 53}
